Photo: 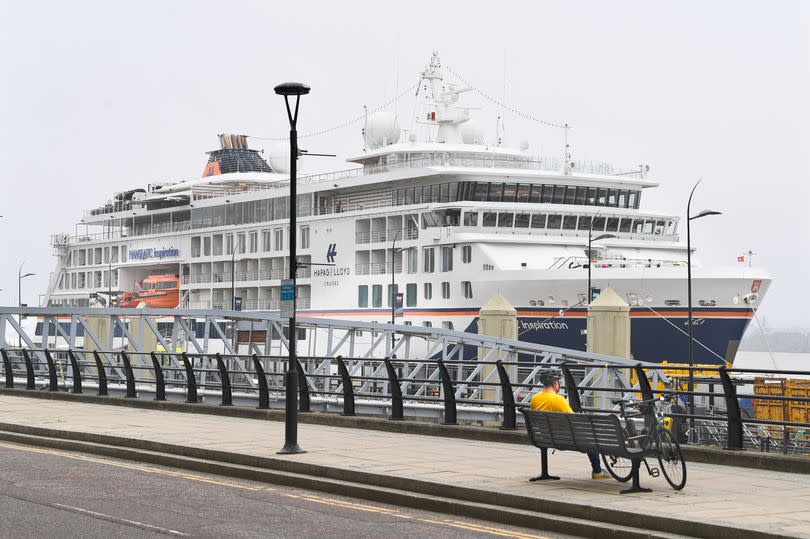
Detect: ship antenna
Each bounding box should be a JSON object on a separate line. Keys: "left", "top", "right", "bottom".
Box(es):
{"left": 563, "top": 123, "right": 573, "bottom": 175}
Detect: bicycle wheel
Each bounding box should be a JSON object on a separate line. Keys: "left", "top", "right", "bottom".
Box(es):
{"left": 657, "top": 427, "right": 687, "bottom": 490}
{"left": 601, "top": 453, "right": 633, "bottom": 482}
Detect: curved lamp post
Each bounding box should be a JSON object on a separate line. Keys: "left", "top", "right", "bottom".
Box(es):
{"left": 686, "top": 179, "right": 721, "bottom": 442}
{"left": 275, "top": 81, "right": 310, "bottom": 455}
{"left": 18, "top": 264, "right": 35, "bottom": 347}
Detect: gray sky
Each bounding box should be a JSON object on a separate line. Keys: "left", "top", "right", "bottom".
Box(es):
{"left": 1, "top": 1, "right": 808, "bottom": 329}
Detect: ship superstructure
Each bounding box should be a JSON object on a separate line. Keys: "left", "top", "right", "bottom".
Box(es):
{"left": 44, "top": 53, "right": 770, "bottom": 364}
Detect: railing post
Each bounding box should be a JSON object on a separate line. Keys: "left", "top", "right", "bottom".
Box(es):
{"left": 384, "top": 358, "right": 404, "bottom": 420}
{"left": 251, "top": 354, "right": 269, "bottom": 409}
{"left": 1, "top": 349, "right": 14, "bottom": 388}
{"left": 336, "top": 356, "right": 355, "bottom": 416}
{"left": 560, "top": 364, "right": 582, "bottom": 413}
{"left": 297, "top": 359, "right": 310, "bottom": 412}
{"left": 120, "top": 351, "right": 137, "bottom": 398}
{"left": 181, "top": 352, "right": 198, "bottom": 403}
{"left": 149, "top": 352, "right": 166, "bottom": 401}
{"left": 43, "top": 350, "right": 59, "bottom": 392}
{"left": 21, "top": 350, "right": 35, "bottom": 390}
{"left": 215, "top": 353, "right": 232, "bottom": 406}
{"left": 436, "top": 359, "right": 457, "bottom": 425}
{"left": 67, "top": 350, "right": 82, "bottom": 394}
{"left": 719, "top": 366, "right": 744, "bottom": 450}
{"left": 495, "top": 360, "right": 516, "bottom": 429}
{"left": 633, "top": 364, "right": 654, "bottom": 402}
{"left": 92, "top": 350, "right": 108, "bottom": 396}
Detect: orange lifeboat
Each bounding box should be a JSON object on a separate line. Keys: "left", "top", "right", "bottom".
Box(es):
{"left": 134, "top": 275, "right": 180, "bottom": 308}
{"left": 118, "top": 291, "right": 139, "bottom": 308}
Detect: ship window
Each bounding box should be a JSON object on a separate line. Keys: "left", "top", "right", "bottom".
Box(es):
{"left": 575, "top": 187, "right": 587, "bottom": 205}
{"left": 387, "top": 284, "right": 399, "bottom": 307}
{"left": 249, "top": 231, "right": 258, "bottom": 253}
{"left": 531, "top": 213, "right": 547, "bottom": 228}
{"left": 262, "top": 230, "right": 272, "bottom": 251}
{"left": 462, "top": 245, "right": 472, "bottom": 263}
{"left": 423, "top": 247, "right": 435, "bottom": 273}
{"left": 547, "top": 214, "right": 562, "bottom": 229}
{"left": 516, "top": 184, "right": 530, "bottom": 202}
{"left": 488, "top": 183, "right": 503, "bottom": 202}
{"left": 203, "top": 237, "right": 211, "bottom": 256}
{"left": 565, "top": 186, "right": 577, "bottom": 204}
{"left": 619, "top": 218, "right": 632, "bottom": 233}
{"left": 515, "top": 213, "right": 530, "bottom": 228}
{"left": 542, "top": 184, "right": 555, "bottom": 203}
{"left": 643, "top": 220, "right": 654, "bottom": 234}
{"left": 274, "top": 228, "right": 283, "bottom": 251}
{"left": 482, "top": 212, "right": 497, "bottom": 227}
{"left": 617, "top": 191, "right": 627, "bottom": 208}
{"left": 577, "top": 216, "right": 591, "bottom": 231}
{"left": 474, "top": 182, "right": 489, "bottom": 201}
{"left": 441, "top": 246, "right": 454, "bottom": 272}
{"left": 596, "top": 188, "right": 607, "bottom": 205}
{"left": 300, "top": 226, "right": 310, "bottom": 249}
{"left": 528, "top": 184, "right": 541, "bottom": 203}
{"left": 586, "top": 187, "right": 597, "bottom": 205}
{"left": 552, "top": 185, "right": 565, "bottom": 204}
{"left": 498, "top": 213, "right": 514, "bottom": 227}
{"left": 442, "top": 321, "right": 455, "bottom": 330}
{"left": 440, "top": 183, "right": 449, "bottom": 202}
{"left": 462, "top": 281, "right": 473, "bottom": 299}
{"left": 563, "top": 215, "right": 577, "bottom": 230}
{"left": 632, "top": 220, "right": 644, "bottom": 234}
{"left": 666, "top": 220, "right": 676, "bottom": 235}
{"left": 463, "top": 211, "right": 478, "bottom": 226}
{"left": 358, "top": 286, "right": 368, "bottom": 307}
{"left": 503, "top": 183, "right": 517, "bottom": 202}
{"left": 372, "top": 285, "right": 382, "bottom": 308}
{"left": 441, "top": 282, "right": 450, "bottom": 299}
{"left": 406, "top": 283, "right": 417, "bottom": 307}
{"left": 448, "top": 182, "right": 458, "bottom": 201}
{"left": 655, "top": 220, "right": 665, "bottom": 235}
{"left": 592, "top": 216, "right": 606, "bottom": 231}
{"left": 606, "top": 218, "right": 620, "bottom": 232}
{"left": 628, "top": 191, "right": 638, "bottom": 209}
{"left": 407, "top": 248, "right": 418, "bottom": 274}
{"left": 423, "top": 321, "right": 432, "bottom": 328}
{"left": 424, "top": 282, "right": 432, "bottom": 300}
{"left": 237, "top": 233, "right": 246, "bottom": 253}
{"left": 607, "top": 190, "right": 618, "bottom": 207}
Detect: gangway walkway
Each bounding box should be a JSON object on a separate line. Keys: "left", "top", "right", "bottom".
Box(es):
{"left": 0, "top": 395, "right": 807, "bottom": 538}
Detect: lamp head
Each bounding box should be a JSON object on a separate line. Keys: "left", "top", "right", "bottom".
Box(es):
{"left": 20, "top": 272, "right": 35, "bottom": 279}
{"left": 592, "top": 234, "right": 616, "bottom": 242}
{"left": 274, "top": 82, "right": 310, "bottom": 96}
{"left": 691, "top": 209, "right": 722, "bottom": 220}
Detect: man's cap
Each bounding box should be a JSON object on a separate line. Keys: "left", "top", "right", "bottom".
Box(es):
{"left": 540, "top": 368, "right": 563, "bottom": 386}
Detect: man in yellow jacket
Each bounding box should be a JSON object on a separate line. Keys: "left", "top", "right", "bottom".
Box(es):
{"left": 530, "top": 368, "right": 611, "bottom": 479}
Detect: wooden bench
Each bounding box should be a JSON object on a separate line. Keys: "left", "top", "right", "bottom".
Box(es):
{"left": 521, "top": 408, "right": 651, "bottom": 494}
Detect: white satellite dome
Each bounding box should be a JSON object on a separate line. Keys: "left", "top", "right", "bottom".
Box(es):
{"left": 267, "top": 143, "right": 291, "bottom": 174}
{"left": 460, "top": 119, "right": 484, "bottom": 145}
{"left": 363, "top": 111, "right": 401, "bottom": 148}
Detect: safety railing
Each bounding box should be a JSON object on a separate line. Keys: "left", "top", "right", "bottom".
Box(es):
{"left": 1, "top": 347, "right": 807, "bottom": 454}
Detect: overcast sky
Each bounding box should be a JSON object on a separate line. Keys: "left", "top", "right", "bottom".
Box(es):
{"left": 1, "top": 1, "right": 808, "bottom": 330}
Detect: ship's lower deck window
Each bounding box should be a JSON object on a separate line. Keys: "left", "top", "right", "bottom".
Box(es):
{"left": 372, "top": 285, "right": 382, "bottom": 308}
{"left": 358, "top": 285, "right": 368, "bottom": 308}
{"left": 463, "top": 211, "right": 478, "bottom": 226}
{"left": 441, "top": 282, "right": 450, "bottom": 299}
{"left": 462, "top": 281, "right": 473, "bottom": 299}
{"left": 461, "top": 246, "right": 472, "bottom": 263}
{"left": 498, "top": 213, "right": 513, "bottom": 227}
{"left": 482, "top": 212, "right": 497, "bottom": 227}
{"left": 424, "top": 282, "right": 432, "bottom": 299}
{"left": 423, "top": 321, "right": 432, "bottom": 328}
{"left": 406, "top": 283, "right": 417, "bottom": 307}
{"left": 562, "top": 216, "right": 577, "bottom": 230}
{"left": 442, "top": 321, "right": 454, "bottom": 330}
{"left": 515, "top": 213, "right": 530, "bottom": 228}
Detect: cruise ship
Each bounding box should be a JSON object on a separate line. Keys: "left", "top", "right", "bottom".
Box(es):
{"left": 43, "top": 53, "right": 770, "bottom": 364}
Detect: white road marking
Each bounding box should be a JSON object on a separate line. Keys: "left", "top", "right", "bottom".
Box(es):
{"left": 53, "top": 503, "right": 189, "bottom": 537}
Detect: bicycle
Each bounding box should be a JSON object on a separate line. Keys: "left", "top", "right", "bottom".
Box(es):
{"left": 601, "top": 393, "right": 687, "bottom": 490}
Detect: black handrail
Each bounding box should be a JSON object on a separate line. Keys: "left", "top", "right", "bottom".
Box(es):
{"left": 719, "top": 366, "right": 743, "bottom": 450}
{"left": 1, "top": 349, "right": 14, "bottom": 389}
{"left": 21, "top": 349, "right": 35, "bottom": 390}
{"left": 150, "top": 352, "right": 166, "bottom": 401}
{"left": 120, "top": 351, "right": 137, "bottom": 398}
{"left": 251, "top": 354, "right": 269, "bottom": 409}
{"left": 43, "top": 350, "right": 59, "bottom": 392}
{"left": 181, "top": 353, "right": 198, "bottom": 403}
{"left": 495, "top": 360, "right": 516, "bottom": 429}
{"left": 436, "top": 359, "right": 457, "bottom": 425}
{"left": 92, "top": 350, "right": 108, "bottom": 396}
{"left": 215, "top": 353, "right": 232, "bottom": 406}
{"left": 336, "top": 356, "right": 355, "bottom": 416}
{"left": 384, "top": 358, "right": 404, "bottom": 421}
{"left": 297, "top": 360, "right": 311, "bottom": 412}
{"left": 67, "top": 350, "right": 82, "bottom": 394}
{"left": 560, "top": 364, "right": 582, "bottom": 413}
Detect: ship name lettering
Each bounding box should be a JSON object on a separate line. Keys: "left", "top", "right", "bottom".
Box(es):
{"left": 519, "top": 320, "right": 569, "bottom": 331}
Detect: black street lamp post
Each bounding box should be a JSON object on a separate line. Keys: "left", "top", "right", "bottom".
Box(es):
{"left": 230, "top": 234, "right": 244, "bottom": 311}
{"left": 587, "top": 214, "right": 615, "bottom": 304}
{"left": 686, "top": 179, "right": 721, "bottom": 442}
{"left": 275, "top": 81, "right": 309, "bottom": 455}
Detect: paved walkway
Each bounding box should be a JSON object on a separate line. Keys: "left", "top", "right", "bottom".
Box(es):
{"left": 0, "top": 395, "right": 808, "bottom": 537}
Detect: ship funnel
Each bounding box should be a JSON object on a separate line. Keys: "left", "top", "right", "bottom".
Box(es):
{"left": 219, "top": 133, "right": 249, "bottom": 150}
